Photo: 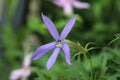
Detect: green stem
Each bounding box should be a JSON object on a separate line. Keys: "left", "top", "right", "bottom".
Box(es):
{"left": 77, "top": 53, "right": 80, "bottom": 62}
{"left": 84, "top": 53, "right": 94, "bottom": 80}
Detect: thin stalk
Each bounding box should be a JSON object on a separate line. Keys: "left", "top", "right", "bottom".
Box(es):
{"left": 77, "top": 53, "right": 80, "bottom": 62}
{"left": 83, "top": 53, "right": 94, "bottom": 80}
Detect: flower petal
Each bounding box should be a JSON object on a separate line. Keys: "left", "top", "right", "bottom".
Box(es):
{"left": 73, "top": 1, "right": 90, "bottom": 9}
{"left": 23, "top": 53, "right": 32, "bottom": 68}
{"left": 63, "top": 3, "right": 73, "bottom": 15}
{"left": 60, "top": 15, "right": 77, "bottom": 40}
{"left": 46, "top": 47, "right": 61, "bottom": 70}
{"left": 62, "top": 43, "right": 72, "bottom": 65}
{"left": 10, "top": 69, "right": 23, "bottom": 80}
{"left": 52, "top": 0, "right": 65, "bottom": 7}
{"left": 10, "top": 68, "right": 31, "bottom": 80}
{"left": 42, "top": 13, "right": 59, "bottom": 40}
{"left": 32, "top": 42, "right": 56, "bottom": 60}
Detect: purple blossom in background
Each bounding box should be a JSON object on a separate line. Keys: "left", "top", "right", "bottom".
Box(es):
{"left": 10, "top": 53, "right": 32, "bottom": 80}
{"left": 32, "top": 13, "right": 77, "bottom": 70}
{"left": 52, "top": 0, "right": 90, "bottom": 15}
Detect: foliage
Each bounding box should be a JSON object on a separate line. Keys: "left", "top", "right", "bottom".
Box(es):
{"left": 0, "top": 0, "right": 120, "bottom": 80}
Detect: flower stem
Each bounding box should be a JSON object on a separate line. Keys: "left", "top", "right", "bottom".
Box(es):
{"left": 84, "top": 53, "right": 94, "bottom": 80}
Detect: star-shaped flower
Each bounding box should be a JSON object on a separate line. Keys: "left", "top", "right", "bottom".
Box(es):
{"left": 52, "top": 0, "right": 90, "bottom": 15}
{"left": 32, "top": 13, "right": 77, "bottom": 70}
{"left": 10, "top": 53, "right": 32, "bottom": 80}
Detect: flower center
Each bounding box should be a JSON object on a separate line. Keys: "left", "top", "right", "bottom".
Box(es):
{"left": 56, "top": 42, "right": 63, "bottom": 47}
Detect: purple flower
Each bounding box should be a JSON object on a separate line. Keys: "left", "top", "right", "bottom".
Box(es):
{"left": 32, "top": 13, "right": 77, "bottom": 70}
{"left": 52, "top": 0, "right": 90, "bottom": 15}
{"left": 10, "top": 53, "right": 32, "bottom": 80}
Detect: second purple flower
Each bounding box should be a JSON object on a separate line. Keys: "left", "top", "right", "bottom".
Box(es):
{"left": 32, "top": 13, "right": 77, "bottom": 70}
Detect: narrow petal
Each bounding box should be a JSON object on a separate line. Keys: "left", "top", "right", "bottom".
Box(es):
{"left": 9, "top": 68, "right": 31, "bottom": 80}
{"left": 10, "top": 69, "right": 23, "bottom": 80}
{"left": 60, "top": 15, "right": 77, "bottom": 40}
{"left": 63, "top": 3, "right": 73, "bottom": 15}
{"left": 23, "top": 53, "right": 32, "bottom": 68}
{"left": 52, "top": 0, "right": 65, "bottom": 7}
{"left": 46, "top": 47, "right": 61, "bottom": 70}
{"left": 42, "top": 13, "right": 59, "bottom": 40}
{"left": 73, "top": 1, "right": 90, "bottom": 9}
{"left": 21, "top": 68, "right": 31, "bottom": 78}
{"left": 32, "top": 42, "right": 56, "bottom": 60}
{"left": 62, "top": 43, "right": 72, "bottom": 65}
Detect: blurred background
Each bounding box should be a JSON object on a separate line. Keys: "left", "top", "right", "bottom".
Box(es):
{"left": 0, "top": 0, "right": 120, "bottom": 80}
